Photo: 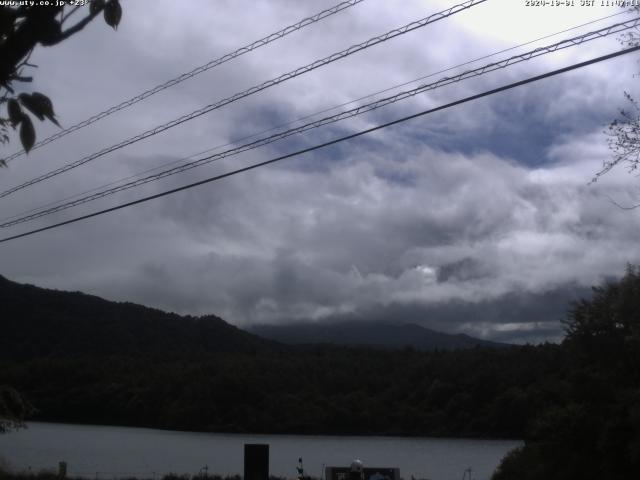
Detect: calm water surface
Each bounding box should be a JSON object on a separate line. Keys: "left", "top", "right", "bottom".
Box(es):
{"left": 0, "top": 423, "right": 521, "bottom": 480}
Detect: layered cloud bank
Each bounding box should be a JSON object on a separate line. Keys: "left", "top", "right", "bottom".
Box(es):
{"left": 3, "top": 129, "right": 637, "bottom": 343}
{"left": 0, "top": 0, "right": 639, "bottom": 343}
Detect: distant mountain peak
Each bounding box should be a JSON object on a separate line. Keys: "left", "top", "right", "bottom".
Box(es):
{"left": 248, "top": 320, "right": 509, "bottom": 351}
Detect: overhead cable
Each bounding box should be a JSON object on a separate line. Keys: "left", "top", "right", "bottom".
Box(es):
{"left": 1, "top": 44, "right": 638, "bottom": 244}
{"left": 1, "top": 0, "right": 367, "bottom": 163}
{"left": 5, "top": 8, "right": 621, "bottom": 225}
{"left": 2, "top": 17, "right": 637, "bottom": 228}
{"left": 2, "top": 10, "right": 627, "bottom": 226}
{"left": 0, "top": 0, "right": 488, "bottom": 199}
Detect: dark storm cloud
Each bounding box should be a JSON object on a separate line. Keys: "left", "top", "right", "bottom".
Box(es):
{"left": 288, "top": 282, "right": 591, "bottom": 344}
{"left": 49, "top": 135, "right": 635, "bottom": 341}
{"left": 1, "top": 0, "right": 639, "bottom": 343}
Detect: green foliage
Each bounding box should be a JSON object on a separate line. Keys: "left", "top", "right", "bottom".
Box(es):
{"left": 104, "top": 0, "right": 123, "bottom": 30}
{"left": 0, "top": 385, "right": 34, "bottom": 433}
{"left": 492, "top": 266, "right": 640, "bottom": 479}
{"left": 600, "top": 92, "right": 640, "bottom": 184}
{"left": 18, "top": 93, "right": 59, "bottom": 127}
{"left": 0, "top": 345, "right": 562, "bottom": 438}
{"left": 0, "top": 273, "right": 562, "bottom": 438}
{"left": 565, "top": 264, "right": 640, "bottom": 343}
{"left": 3, "top": 268, "right": 640, "bottom": 478}
{"left": 17, "top": 112, "right": 34, "bottom": 153}
{"left": 0, "top": 2, "right": 121, "bottom": 158}
{"left": 600, "top": 13, "right": 640, "bottom": 187}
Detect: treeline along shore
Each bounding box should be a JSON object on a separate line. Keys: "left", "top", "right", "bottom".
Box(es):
{"left": 1, "top": 344, "right": 558, "bottom": 438}
{"left": 0, "top": 471, "right": 253, "bottom": 480}
{"left": 2, "top": 267, "right": 640, "bottom": 478}
{"left": 0, "top": 273, "right": 553, "bottom": 438}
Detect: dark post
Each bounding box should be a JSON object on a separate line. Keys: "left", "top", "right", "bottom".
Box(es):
{"left": 244, "top": 444, "right": 269, "bottom": 480}
{"left": 58, "top": 462, "right": 67, "bottom": 479}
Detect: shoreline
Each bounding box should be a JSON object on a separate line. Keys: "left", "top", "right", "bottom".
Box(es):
{"left": 0, "top": 423, "right": 519, "bottom": 480}
{"left": 18, "top": 421, "right": 522, "bottom": 443}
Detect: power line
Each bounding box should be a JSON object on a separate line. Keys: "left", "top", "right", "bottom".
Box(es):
{"left": 2, "top": 17, "right": 637, "bottom": 228}
{"left": 3, "top": 9, "right": 623, "bottom": 225}
{"left": 0, "top": 11, "right": 628, "bottom": 226}
{"left": 1, "top": 0, "right": 367, "bottom": 163}
{"left": 0, "top": 0, "right": 488, "bottom": 199}
{"left": 1, "top": 44, "right": 637, "bottom": 245}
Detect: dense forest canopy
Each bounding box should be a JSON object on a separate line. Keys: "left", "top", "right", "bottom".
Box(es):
{"left": 0, "top": 273, "right": 557, "bottom": 438}
{"left": 494, "top": 265, "right": 640, "bottom": 479}
{"left": 2, "top": 267, "right": 640, "bottom": 479}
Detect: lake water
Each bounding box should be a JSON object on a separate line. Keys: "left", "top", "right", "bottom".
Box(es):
{"left": 0, "top": 423, "right": 521, "bottom": 480}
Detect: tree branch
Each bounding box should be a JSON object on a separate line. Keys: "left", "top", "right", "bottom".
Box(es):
{"left": 605, "top": 194, "right": 640, "bottom": 210}
{"left": 60, "top": 4, "right": 82, "bottom": 25}
{"left": 0, "top": 7, "right": 62, "bottom": 85}
{"left": 57, "top": 5, "right": 105, "bottom": 43}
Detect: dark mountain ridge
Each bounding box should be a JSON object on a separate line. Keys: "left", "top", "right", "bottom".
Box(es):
{"left": 249, "top": 321, "right": 509, "bottom": 350}
{"left": 0, "top": 273, "right": 564, "bottom": 440}
{"left": 1, "top": 274, "right": 506, "bottom": 358}
{"left": 0, "top": 274, "right": 276, "bottom": 359}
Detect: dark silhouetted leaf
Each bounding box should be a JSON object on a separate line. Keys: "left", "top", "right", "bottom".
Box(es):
{"left": 7, "top": 99, "right": 22, "bottom": 126}
{"left": 90, "top": 0, "right": 106, "bottom": 16}
{"left": 18, "top": 92, "right": 60, "bottom": 127}
{"left": 18, "top": 93, "right": 45, "bottom": 121}
{"left": 32, "top": 92, "right": 59, "bottom": 126}
{"left": 19, "top": 114, "right": 35, "bottom": 153}
{"left": 37, "top": 17, "right": 62, "bottom": 46}
{"left": 104, "top": 0, "right": 122, "bottom": 30}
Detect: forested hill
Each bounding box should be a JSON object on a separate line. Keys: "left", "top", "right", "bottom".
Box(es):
{"left": 0, "top": 275, "right": 276, "bottom": 358}
{"left": 249, "top": 321, "right": 509, "bottom": 350}
{"left": 0, "top": 273, "right": 551, "bottom": 439}
{"left": 0, "top": 274, "right": 505, "bottom": 357}
{"left": 2, "top": 269, "right": 640, "bottom": 478}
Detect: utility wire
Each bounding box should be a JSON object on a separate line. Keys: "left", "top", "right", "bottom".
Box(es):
{"left": 3, "top": 9, "right": 623, "bottom": 225}
{"left": 0, "top": 11, "right": 628, "bottom": 222}
{"left": 1, "top": 0, "right": 367, "bottom": 163}
{"left": 0, "top": 0, "right": 488, "bottom": 199}
{"left": 2, "top": 17, "right": 637, "bottom": 228}
{"left": 1, "top": 44, "right": 638, "bottom": 245}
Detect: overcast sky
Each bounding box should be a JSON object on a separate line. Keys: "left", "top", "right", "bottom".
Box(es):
{"left": 1, "top": 0, "right": 640, "bottom": 343}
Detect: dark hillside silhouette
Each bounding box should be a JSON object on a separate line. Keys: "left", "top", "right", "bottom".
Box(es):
{"left": 250, "top": 321, "right": 509, "bottom": 351}
{"left": 0, "top": 274, "right": 562, "bottom": 437}
{"left": 0, "top": 275, "right": 276, "bottom": 358}
{"left": 4, "top": 266, "right": 639, "bottom": 467}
